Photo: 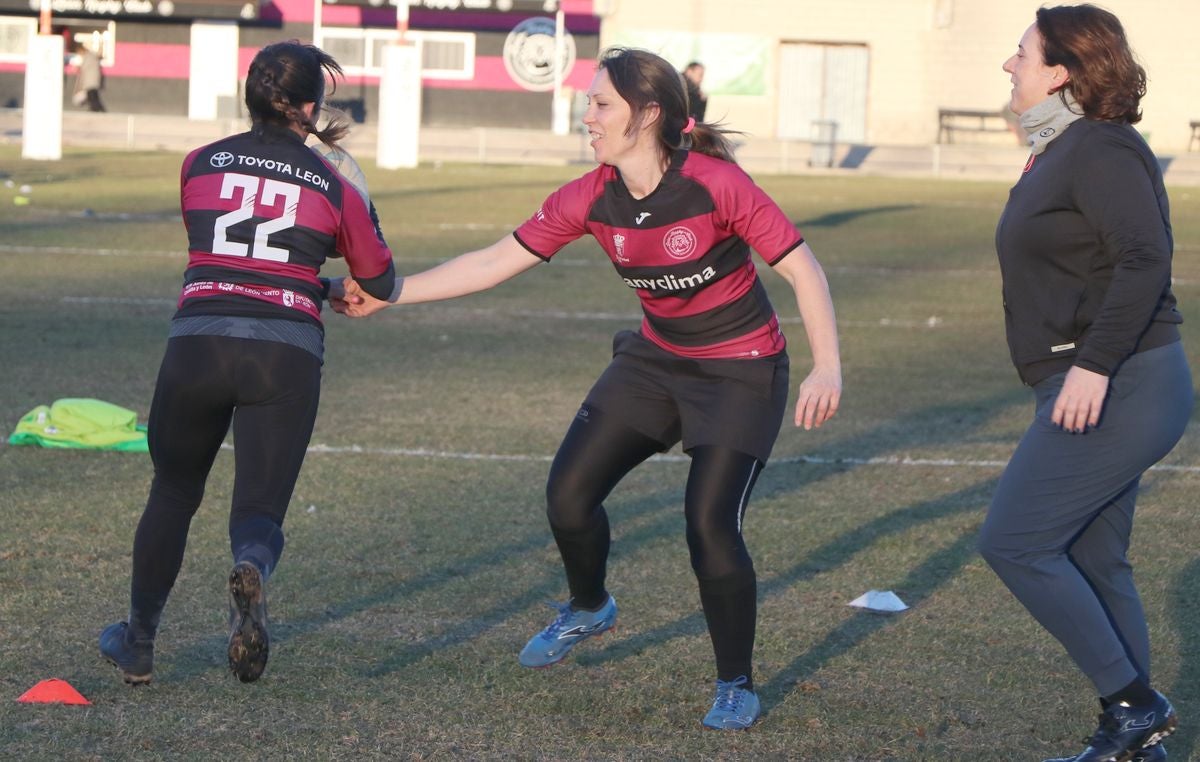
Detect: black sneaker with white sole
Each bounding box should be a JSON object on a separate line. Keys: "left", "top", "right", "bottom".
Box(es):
{"left": 1045, "top": 742, "right": 1166, "bottom": 762}
{"left": 1044, "top": 691, "right": 1177, "bottom": 762}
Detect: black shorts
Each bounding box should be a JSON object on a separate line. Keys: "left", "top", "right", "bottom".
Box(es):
{"left": 582, "top": 330, "right": 789, "bottom": 463}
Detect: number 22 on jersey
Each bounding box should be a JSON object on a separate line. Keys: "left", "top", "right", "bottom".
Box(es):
{"left": 212, "top": 172, "right": 300, "bottom": 263}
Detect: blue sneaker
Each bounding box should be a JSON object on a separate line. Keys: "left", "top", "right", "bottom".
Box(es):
{"left": 518, "top": 596, "right": 616, "bottom": 668}
{"left": 702, "top": 675, "right": 761, "bottom": 730}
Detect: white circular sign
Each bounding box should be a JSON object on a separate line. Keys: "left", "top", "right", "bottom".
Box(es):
{"left": 502, "top": 17, "right": 576, "bottom": 92}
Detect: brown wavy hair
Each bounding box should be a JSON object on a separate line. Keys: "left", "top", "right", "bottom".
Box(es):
{"left": 1036, "top": 4, "right": 1146, "bottom": 124}
{"left": 245, "top": 40, "right": 351, "bottom": 146}
{"left": 597, "top": 47, "right": 741, "bottom": 164}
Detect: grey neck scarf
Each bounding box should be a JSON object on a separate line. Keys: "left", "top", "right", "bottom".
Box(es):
{"left": 1019, "top": 89, "right": 1084, "bottom": 155}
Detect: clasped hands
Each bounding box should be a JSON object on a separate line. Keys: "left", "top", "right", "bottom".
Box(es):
{"left": 328, "top": 277, "right": 390, "bottom": 318}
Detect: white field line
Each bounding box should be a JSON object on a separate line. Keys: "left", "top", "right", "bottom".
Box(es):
{"left": 255, "top": 442, "right": 1200, "bottom": 473}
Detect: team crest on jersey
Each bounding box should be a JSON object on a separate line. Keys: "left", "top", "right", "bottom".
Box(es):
{"left": 613, "top": 233, "right": 629, "bottom": 263}
{"left": 663, "top": 226, "right": 698, "bottom": 260}
{"left": 283, "top": 290, "right": 295, "bottom": 308}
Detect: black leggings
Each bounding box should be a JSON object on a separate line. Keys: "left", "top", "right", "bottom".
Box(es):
{"left": 545, "top": 406, "right": 763, "bottom": 684}
{"left": 129, "top": 335, "right": 320, "bottom": 625}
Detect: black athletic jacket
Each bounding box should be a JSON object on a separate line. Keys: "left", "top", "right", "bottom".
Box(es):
{"left": 995, "top": 118, "right": 1181, "bottom": 385}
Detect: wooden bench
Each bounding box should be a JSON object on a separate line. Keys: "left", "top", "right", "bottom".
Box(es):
{"left": 1190, "top": 120, "right": 1200, "bottom": 152}
{"left": 937, "top": 108, "right": 1011, "bottom": 144}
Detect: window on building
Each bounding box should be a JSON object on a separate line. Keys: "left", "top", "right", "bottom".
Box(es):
{"left": 319, "top": 27, "right": 474, "bottom": 80}
{"left": 0, "top": 17, "right": 36, "bottom": 63}
{"left": 0, "top": 17, "right": 114, "bottom": 66}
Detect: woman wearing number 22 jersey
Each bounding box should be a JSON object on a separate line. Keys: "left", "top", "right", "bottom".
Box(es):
{"left": 99, "top": 40, "right": 395, "bottom": 686}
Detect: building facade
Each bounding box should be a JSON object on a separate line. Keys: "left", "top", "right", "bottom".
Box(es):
{"left": 1, "top": 0, "right": 1196, "bottom": 151}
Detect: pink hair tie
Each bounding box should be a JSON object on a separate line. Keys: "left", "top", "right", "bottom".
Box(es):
{"left": 682, "top": 116, "right": 696, "bottom": 134}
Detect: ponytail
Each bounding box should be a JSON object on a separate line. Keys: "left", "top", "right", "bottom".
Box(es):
{"left": 599, "top": 47, "right": 742, "bottom": 165}
{"left": 679, "top": 121, "right": 741, "bottom": 164}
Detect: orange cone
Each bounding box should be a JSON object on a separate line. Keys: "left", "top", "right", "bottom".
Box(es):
{"left": 16, "top": 679, "right": 91, "bottom": 705}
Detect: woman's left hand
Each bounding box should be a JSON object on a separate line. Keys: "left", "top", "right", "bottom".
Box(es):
{"left": 1051, "top": 365, "right": 1110, "bottom": 432}
{"left": 795, "top": 366, "right": 842, "bottom": 430}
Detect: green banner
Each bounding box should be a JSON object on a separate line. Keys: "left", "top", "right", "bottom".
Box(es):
{"left": 610, "top": 30, "right": 768, "bottom": 96}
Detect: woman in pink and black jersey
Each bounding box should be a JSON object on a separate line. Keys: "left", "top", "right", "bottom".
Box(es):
{"left": 338, "top": 47, "right": 841, "bottom": 728}
{"left": 99, "top": 41, "right": 397, "bottom": 687}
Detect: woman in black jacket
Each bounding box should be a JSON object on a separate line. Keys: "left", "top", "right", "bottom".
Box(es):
{"left": 978, "top": 6, "right": 1191, "bottom": 762}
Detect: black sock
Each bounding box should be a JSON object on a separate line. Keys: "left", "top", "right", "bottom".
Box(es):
{"left": 1104, "top": 678, "right": 1156, "bottom": 708}
{"left": 128, "top": 586, "right": 168, "bottom": 641}
{"left": 697, "top": 567, "right": 756, "bottom": 690}
{"left": 230, "top": 516, "right": 285, "bottom": 581}
{"left": 551, "top": 509, "right": 611, "bottom": 611}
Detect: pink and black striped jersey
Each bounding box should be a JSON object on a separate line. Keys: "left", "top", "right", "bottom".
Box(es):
{"left": 177, "top": 124, "right": 394, "bottom": 326}
{"left": 514, "top": 150, "right": 802, "bottom": 359}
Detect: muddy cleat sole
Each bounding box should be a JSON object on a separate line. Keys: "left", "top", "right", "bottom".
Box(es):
{"left": 99, "top": 621, "right": 154, "bottom": 685}
{"left": 518, "top": 596, "right": 617, "bottom": 668}
{"left": 227, "top": 561, "right": 269, "bottom": 683}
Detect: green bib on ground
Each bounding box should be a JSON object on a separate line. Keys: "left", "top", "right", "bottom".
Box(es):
{"left": 8, "top": 398, "right": 148, "bottom": 452}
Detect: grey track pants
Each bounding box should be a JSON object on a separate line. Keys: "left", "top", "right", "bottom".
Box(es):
{"left": 978, "top": 341, "right": 1193, "bottom": 696}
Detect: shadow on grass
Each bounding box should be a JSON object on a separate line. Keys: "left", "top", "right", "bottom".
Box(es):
{"left": 757, "top": 511, "right": 988, "bottom": 712}
{"left": 164, "top": 388, "right": 1018, "bottom": 683}
{"left": 582, "top": 478, "right": 996, "bottom": 677}
{"left": 798, "top": 205, "right": 917, "bottom": 229}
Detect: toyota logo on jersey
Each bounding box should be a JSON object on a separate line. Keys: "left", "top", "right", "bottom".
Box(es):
{"left": 663, "top": 226, "right": 698, "bottom": 259}
{"left": 210, "top": 151, "right": 235, "bottom": 168}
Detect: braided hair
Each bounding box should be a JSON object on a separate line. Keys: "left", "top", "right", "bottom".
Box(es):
{"left": 245, "top": 40, "right": 350, "bottom": 146}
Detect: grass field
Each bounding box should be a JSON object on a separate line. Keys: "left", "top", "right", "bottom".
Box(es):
{"left": 2, "top": 145, "right": 1199, "bottom": 761}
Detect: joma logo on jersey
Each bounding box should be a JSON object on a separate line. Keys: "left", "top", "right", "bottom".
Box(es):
{"left": 622, "top": 266, "right": 717, "bottom": 292}
{"left": 663, "top": 226, "right": 698, "bottom": 259}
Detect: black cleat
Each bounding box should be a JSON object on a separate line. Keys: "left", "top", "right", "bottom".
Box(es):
{"left": 1045, "top": 691, "right": 1177, "bottom": 762}
{"left": 227, "top": 561, "right": 270, "bottom": 683}
{"left": 99, "top": 621, "right": 154, "bottom": 685}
